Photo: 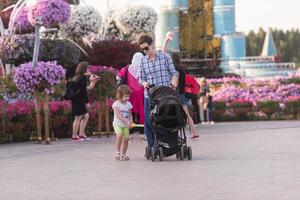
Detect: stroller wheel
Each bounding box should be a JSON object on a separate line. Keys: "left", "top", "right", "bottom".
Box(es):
{"left": 184, "top": 145, "right": 188, "bottom": 159}
{"left": 150, "top": 147, "right": 156, "bottom": 162}
{"left": 158, "top": 147, "right": 163, "bottom": 161}
{"left": 179, "top": 146, "right": 184, "bottom": 161}
{"left": 145, "top": 146, "right": 150, "bottom": 160}
{"left": 187, "top": 146, "right": 192, "bottom": 160}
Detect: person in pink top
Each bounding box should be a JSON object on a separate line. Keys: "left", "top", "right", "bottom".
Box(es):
{"left": 117, "top": 52, "right": 145, "bottom": 124}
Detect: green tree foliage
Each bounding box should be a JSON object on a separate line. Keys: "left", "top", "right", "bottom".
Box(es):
{"left": 179, "top": 0, "right": 220, "bottom": 58}
{"left": 246, "top": 28, "right": 300, "bottom": 66}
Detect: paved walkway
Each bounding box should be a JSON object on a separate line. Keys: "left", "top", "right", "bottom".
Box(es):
{"left": 1, "top": 121, "right": 300, "bottom": 200}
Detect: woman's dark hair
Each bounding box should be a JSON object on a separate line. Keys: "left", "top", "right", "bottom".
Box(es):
{"left": 171, "top": 53, "right": 185, "bottom": 72}
{"left": 74, "top": 61, "right": 89, "bottom": 81}
{"left": 138, "top": 35, "right": 153, "bottom": 45}
{"left": 75, "top": 61, "right": 89, "bottom": 75}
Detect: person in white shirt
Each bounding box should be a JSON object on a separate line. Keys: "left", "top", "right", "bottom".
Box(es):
{"left": 112, "top": 85, "right": 133, "bottom": 161}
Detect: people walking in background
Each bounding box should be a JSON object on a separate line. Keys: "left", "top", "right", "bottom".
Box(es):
{"left": 171, "top": 53, "right": 199, "bottom": 139}
{"left": 138, "top": 35, "right": 178, "bottom": 148}
{"left": 197, "top": 77, "right": 210, "bottom": 124}
{"left": 71, "top": 61, "right": 99, "bottom": 141}
{"left": 207, "top": 95, "right": 214, "bottom": 124}
{"left": 112, "top": 85, "right": 133, "bottom": 161}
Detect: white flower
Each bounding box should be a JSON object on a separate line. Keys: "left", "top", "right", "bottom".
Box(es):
{"left": 100, "top": 9, "right": 125, "bottom": 40}
{"left": 115, "top": 5, "right": 158, "bottom": 41}
{"left": 59, "top": 5, "right": 102, "bottom": 41}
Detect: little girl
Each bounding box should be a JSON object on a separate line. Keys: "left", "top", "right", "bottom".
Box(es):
{"left": 112, "top": 85, "right": 133, "bottom": 161}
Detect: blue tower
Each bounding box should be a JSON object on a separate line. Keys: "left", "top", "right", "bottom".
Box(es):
{"left": 261, "top": 29, "right": 278, "bottom": 57}
{"left": 157, "top": 0, "right": 183, "bottom": 52}
{"left": 213, "top": 0, "right": 236, "bottom": 36}
{"left": 157, "top": 8, "right": 180, "bottom": 52}
{"left": 213, "top": 0, "right": 246, "bottom": 60}
{"left": 169, "top": 0, "right": 188, "bottom": 10}
{"left": 221, "top": 33, "right": 246, "bottom": 59}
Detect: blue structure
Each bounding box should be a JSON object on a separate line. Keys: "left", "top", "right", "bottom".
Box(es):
{"left": 157, "top": 0, "right": 297, "bottom": 78}
{"left": 213, "top": 0, "right": 236, "bottom": 35}
{"left": 261, "top": 29, "right": 278, "bottom": 56}
{"left": 158, "top": 8, "right": 180, "bottom": 52}
{"left": 169, "top": 0, "right": 188, "bottom": 10}
{"left": 221, "top": 33, "right": 246, "bottom": 59}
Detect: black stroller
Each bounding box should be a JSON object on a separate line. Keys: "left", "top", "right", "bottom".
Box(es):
{"left": 145, "top": 86, "right": 192, "bottom": 161}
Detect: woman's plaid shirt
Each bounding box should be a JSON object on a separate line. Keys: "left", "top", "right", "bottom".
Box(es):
{"left": 138, "top": 51, "right": 178, "bottom": 97}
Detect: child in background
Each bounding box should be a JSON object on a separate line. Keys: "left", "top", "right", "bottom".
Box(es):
{"left": 112, "top": 85, "right": 133, "bottom": 161}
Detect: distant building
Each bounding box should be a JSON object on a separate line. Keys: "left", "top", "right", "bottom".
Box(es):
{"left": 157, "top": 0, "right": 297, "bottom": 78}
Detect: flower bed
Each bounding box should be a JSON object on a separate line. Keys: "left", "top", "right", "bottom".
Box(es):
{"left": 210, "top": 76, "right": 300, "bottom": 120}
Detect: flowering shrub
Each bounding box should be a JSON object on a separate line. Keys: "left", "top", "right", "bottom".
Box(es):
{"left": 0, "top": 34, "right": 35, "bottom": 65}
{"left": 0, "top": 75, "right": 18, "bottom": 101}
{"left": 100, "top": 9, "right": 124, "bottom": 40}
{"left": 285, "top": 96, "right": 300, "bottom": 119}
{"left": 13, "top": 7, "right": 34, "bottom": 34}
{"left": 39, "top": 38, "right": 81, "bottom": 78}
{"left": 213, "top": 100, "right": 226, "bottom": 110}
{"left": 85, "top": 40, "right": 140, "bottom": 69}
{"left": 231, "top": 99, "right": 253, "bottom": 109}
{"left": 14, "top": 61, "right": 66, "bottom": 93}
{"left": 88, "top": 65, "right": 117, "bottom": 99}
{"left": 0, "top": 35, "right": 81, "bottom": 74}
{"left": 257, "top": 100, "right": 280, "bottom": 118}
{"left": 116, "top": 5, "right": 158, "bottom": 41}
{"left": 49, "top": 101, "right": 71, "bottom": 116}
{"left": 28, "top": 0, "right": 71, "bottom": 28}
{"left": 6, "top": 101, "right": 35, "bottom": 121}
{"left": 59, "top": 5, "right": 102, "bottom": 41}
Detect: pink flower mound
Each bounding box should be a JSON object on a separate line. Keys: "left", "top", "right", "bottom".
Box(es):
{"left": 49, "top": 101, "right": 71, "bottom": 114}
{"left": 28, "top": 0, "right": 71, "bottom": 28}
{"left": 6, "top": 101, "right": 35, "bottom": 120}
{"left": 14, "top": 61, "right": 66, "bottom": 93}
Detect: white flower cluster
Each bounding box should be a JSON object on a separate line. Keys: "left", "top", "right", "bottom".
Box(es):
{"left": 100, "top": 9, "right": 124, "bottom": 40}
{"left": 115, "top": 5, "right": 158, "bottom": 41}
{"left": 59, "top": 5, "right": 102, "bottom": 41}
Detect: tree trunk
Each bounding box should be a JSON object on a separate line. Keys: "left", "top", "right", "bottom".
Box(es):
{"left": 1, "top": 102, "right": 8, "bottom": 135}
{"left": 104, "top": 97, "right": 110, "bottom": 137}
{"left": 44, "top": 92, "right": 50, "bottom": 144}
{"left": 97, "top": 100, "right": 104, "bottom": 137}
{"left": 34, "top": 91, "right": 42, "bottom": 143}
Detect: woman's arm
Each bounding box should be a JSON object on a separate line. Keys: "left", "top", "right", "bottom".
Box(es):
{"left": 161, "top": 32, "right": 174, "bottom": 52}
{"left": 129, "top": 110, "right": 133, "bottom": 124}
{"left": 87, "top": 74, "right": 100, "bottom": 90}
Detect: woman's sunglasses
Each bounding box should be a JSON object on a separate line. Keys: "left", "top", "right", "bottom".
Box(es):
{"left": 141, "top": 46, "right": 150, "bottom": 52}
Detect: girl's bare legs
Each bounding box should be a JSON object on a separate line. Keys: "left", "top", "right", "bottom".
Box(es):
{"left": 197, "top": 98, "right": 204, "bottom": 123}
{"left": 182, "top": 105, "right": 199, "bottom": 137}
{"left": 114, "top": 134, "right": 123, "bottom": 160}
{"left": 116, "top": 134, "right": 123, "bottom": 153}
{"left": 72, "top": 115, "right": 82, "bottom": 138}
{"left": 121, "top": 138, "right": 129, "bottom": 155}
{"left": 79, "top": 113, "right": 89, "bottom": 136}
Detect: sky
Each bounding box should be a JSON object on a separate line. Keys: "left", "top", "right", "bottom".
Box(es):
{"left": 84, "top": 0, "right": 300, "bottom": 33}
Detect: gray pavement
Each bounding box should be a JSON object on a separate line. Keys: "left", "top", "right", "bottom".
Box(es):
{"left": 1, "top": 121, "right": 300, "bottom": 200}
